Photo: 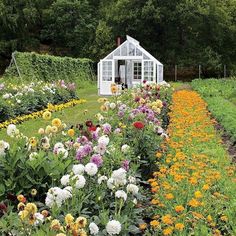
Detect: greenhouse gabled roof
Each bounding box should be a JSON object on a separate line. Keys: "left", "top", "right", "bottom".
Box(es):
{"left": 102, "top": 35, "right": 163, "bottom": 66}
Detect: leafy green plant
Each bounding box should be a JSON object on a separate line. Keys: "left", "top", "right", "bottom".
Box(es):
{"left": 4, "top": 51, "right": 95, "bottom": 82}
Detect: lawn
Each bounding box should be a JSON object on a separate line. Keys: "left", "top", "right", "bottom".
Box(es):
{"left": 0, "top": 82, "right": 100, "bottom": 141}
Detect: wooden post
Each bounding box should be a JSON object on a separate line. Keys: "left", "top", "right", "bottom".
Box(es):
{"left": 224, "top": 65, "right": 226, "bottom": 78}
{"left": 175, "top": 65, "right": 177, "bottom": 81}
{"left": 199, "top": 65, "right": 201, "bottom": 79}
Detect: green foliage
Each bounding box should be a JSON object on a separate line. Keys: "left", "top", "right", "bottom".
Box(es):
{"left": 4, "top": 51, "right": 94, "bottom": 82}
{"left": 192, "top": 78, "right": 236, "bottom": 142}
{"left": 0, "top": 137, "right": 73, "bottom": 201}
{"left": 1, "top": 0, "right": 236, "bottom": 76}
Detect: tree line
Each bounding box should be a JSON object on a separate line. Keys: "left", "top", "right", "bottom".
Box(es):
{"left": 0, "top": 0, "right": 236, "bottom": 76}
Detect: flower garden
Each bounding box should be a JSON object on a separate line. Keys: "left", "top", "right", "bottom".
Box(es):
{"left": 0, "top": 76, "right": 235, "bottom": 236}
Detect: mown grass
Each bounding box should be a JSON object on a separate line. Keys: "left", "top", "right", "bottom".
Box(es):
{"left": 0, "top": 82, "right": 100, "bottom": 141}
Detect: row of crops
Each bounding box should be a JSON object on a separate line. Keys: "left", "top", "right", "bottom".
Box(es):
{"left": 192, "top": 78, "right": 236, "bottom": 142}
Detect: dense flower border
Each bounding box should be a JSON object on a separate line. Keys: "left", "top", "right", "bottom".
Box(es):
{"left": 147, "top": 90, "right": 236, "bottom": 235}
{"left": 0, "top": 99, "right": 86, "bottom": 130}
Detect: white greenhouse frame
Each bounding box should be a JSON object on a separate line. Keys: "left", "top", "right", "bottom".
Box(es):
{"left": 97, "top": 35, "right": 164, "bottom": 95}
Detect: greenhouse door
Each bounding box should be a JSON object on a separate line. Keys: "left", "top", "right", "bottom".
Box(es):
{"left": 100, "top": 60, "right": 114, "bottom": 95}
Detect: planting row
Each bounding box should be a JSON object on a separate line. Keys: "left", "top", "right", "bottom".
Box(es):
{"left": 147, "top": 90, "right": 236, "bottom": 235}
{"left": 0, "top": 79, "right": 77, "bottom": 123}
{"left": 0, "top": 83, "right": 172, "bottom": 235}
{"left": 192, "top": 78, "right": 236, "bottom": 142}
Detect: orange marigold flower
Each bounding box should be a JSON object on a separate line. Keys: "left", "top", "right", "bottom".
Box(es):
{"left": 139, "top": 223, "right": 147, "bottom": 230}
{"left": 175, "top": 223, "right": 184, "bottom": 231}
{"left": 150, "top": 220, "right": 160, "bottom": 228}
{"left": 163, "top": 227, "right": 173, "bottom": 235}
{"left": 162, "top": 214, "right": 173, "bottom": 225}
{"left": 165, "top": 193, "right": 174, "bottom": 200}
{"left": 156, "top": 152, "right": 162, "bottom": 158}
{"left": 202, "top": 184, "right": 210, "bottom": 190}
{"left": 175, "top": 205, "right": 185, "bottom": 213}
{"left": 188, "top": 198, "right": 200, "bottom": 208}
{"left": 151, "top": 199, "right": 160, "bottom": 205}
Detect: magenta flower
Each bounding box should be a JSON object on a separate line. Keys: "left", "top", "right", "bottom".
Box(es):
{"left": 90, "top": 154, "right": 103, "bottom": 167}
{"left": 122, "top": 160, "right": 129, "bottom": 171}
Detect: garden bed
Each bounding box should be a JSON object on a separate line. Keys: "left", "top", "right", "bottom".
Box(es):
{"left": 147, "top": 90, "right": 236, "bottom": 235}
{"left": 0, "top": 79, "right": 77, "bottom": 124}
{"left": 0, "top": 83, "right": 172, "bottom": 235}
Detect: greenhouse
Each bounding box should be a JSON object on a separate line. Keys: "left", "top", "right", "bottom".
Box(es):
{"left": 97, "top": 35, "right": 164, "bottom": 95}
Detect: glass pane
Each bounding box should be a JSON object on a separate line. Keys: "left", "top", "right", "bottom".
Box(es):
{"left": 136, "top": 48, "right": 142, "bottom": 56}
{"left": 121, "top": 44, "right": 128, "bottom": 56}
{"left": 114, "top": 48, "right": 120, "bottom": 56}
{"left": 129, "top": 43, "right": 135, "bottom": 56}
{"left": 102, "top": 61, "right": 112, "bottom": 81}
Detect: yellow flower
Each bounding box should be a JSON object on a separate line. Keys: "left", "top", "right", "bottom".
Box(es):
{"left": 76, "top": 216, "right": 87, "bottom": 228}
{"left": 78, "top": 229, "right": 87, "bottom": 236}
{"left": 31, "top": 189, "right": 37, "bottom": 196}
{"left": 139, "top": 223, "right": 147, "bottom": 230}
{"left": 29, "top": 137, "right": 37, "bottom": 147}
{"left": 25, "top": 203, "right": 37, "bottom": 214}
{"left": 175, "top": 205, "right": 185, "bottom": 213}
{"left": 220, "top": 215, "right": 228, "bottom": 222}
{"left": 50, "top": 219, "right": 61, "bottom": 230}
{"left": 156, "top": 152, "right": 162, "bottom": 158}
{"left": 100, "top": 105, "right": 108, "bottom": 112}
{"left": 42, "top": 111, "right": 52, "bottom": 120}
{"left": 175, "top": 223, "right": 184, "bottom": 231}
{"left": 150, "top": 220, "right": 160, "bottom": 228}
{"left": 163, "top": 227, "right": 173, "bottom": 235}
{"left": 194, "top": 191, "right": 203, "bottom": 199}
{"left": 19, "top": 210, "right": 29, "bottom": 220}
{"left": 65, "top": 213, "right": 74, "bottom": 225}
{"left": 45, "top": 125, "right": 52, "bottom": 134}
{"left": 52, "top": 118, "right": 62, "bottom": 127}
{"left": 68, "top": 129, "right": 75, "bottom": 137}
{"left": 207, "top": 215, "right": 213, "bottom": 222}
{"left": 47, "top": 103, "right": 55, "bottom": 111}
{"left": 56, "top": 234, "right": 66, "bottom": 236}
{"left": 51, "top": 126, "right": 58, "bottom": 133}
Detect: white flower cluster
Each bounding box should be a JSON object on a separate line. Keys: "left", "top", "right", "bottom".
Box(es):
{"left": 45, "top": 186, "right": 72, "bottom": 208}
{"left": 107, "top": 168, "right": 127, "bottom": 189}
{"left": 0, "top": 140, "right": 9, "bottom": 156}
{"left": 53, "top": 142, "right": 68, "bottom": 159}
{"left": 7, "top": 124, "right": 19, "bottom": 137}
{"left": 106, "top": 220, "right": 122, "bottom": 235}
{"left": 89, "top": 222, "right": 99, "bottom": 235}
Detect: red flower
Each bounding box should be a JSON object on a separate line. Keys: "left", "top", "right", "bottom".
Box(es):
{"left": 88, "top": 126, "right": 97, "bottom": 132}
{"left": 133, "top": 121, "right": 145, "bottom": 129}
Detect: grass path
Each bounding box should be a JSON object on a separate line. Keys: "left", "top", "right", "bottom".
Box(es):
{"left": 0, "top": 83, "right": 100, "bottom": 141}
